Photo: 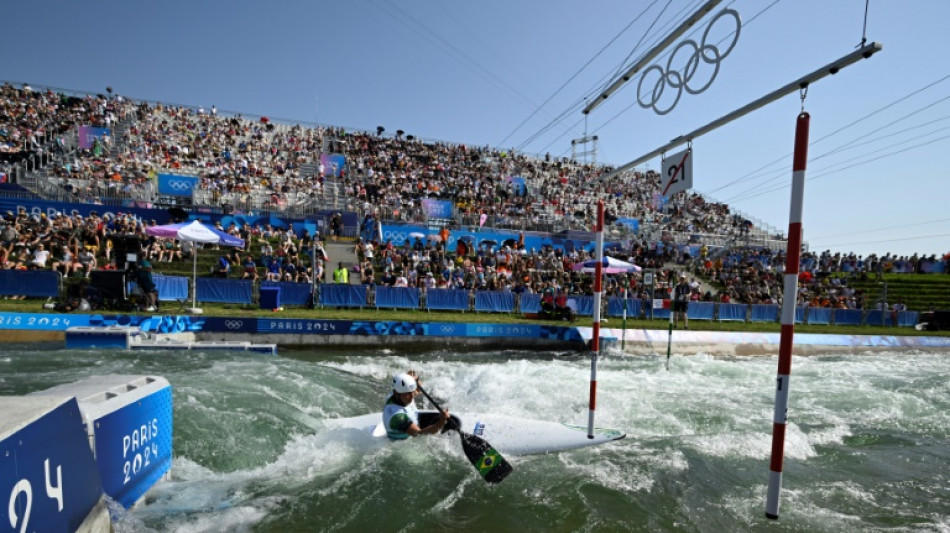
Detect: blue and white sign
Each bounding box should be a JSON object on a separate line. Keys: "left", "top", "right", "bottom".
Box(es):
{"left": 0, "top": 398, "right": 104, "bottom": 532}
{"left": 421, "top": 199, "right": 454, "bottom": 219}
{"left": 157, "top": 174, "right": 199, "bottom": 197}
{"left": 92, "top": 386, "right": 173, "bottom": 508}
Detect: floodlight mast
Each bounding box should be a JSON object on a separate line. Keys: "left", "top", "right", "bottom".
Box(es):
{"left": 582, "top": 0, "right": 723, "bottom": 116}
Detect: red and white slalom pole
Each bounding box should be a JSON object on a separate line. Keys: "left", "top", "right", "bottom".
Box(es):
{"left": 766, "top": 112, "right": 810, "bottom": 520}
{"left": 588, "top": 200, "right": 605, "bottom": 439}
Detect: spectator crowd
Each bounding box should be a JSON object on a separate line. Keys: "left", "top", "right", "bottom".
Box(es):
{"left": 2, "top": 81, "right": 947, "bottom": 312}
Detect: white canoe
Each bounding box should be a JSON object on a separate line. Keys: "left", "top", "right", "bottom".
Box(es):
{"left": 325, "top": 410, "right": 625, "bottom": 456}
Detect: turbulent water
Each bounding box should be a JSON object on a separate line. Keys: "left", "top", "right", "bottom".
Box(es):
{"left": 1, "top": 343, "right": 948, "bottom": 532}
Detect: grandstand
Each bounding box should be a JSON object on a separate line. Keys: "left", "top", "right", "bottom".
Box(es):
{"left": 1, "top": 81, "right": 948, "bottom": 322}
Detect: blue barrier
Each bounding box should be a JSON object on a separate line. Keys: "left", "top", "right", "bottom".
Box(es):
{"left": 375, "top": 286, "right": 420, "bottom": 310}
{"left": 864, "top": 310, "right": 890, "bottom": 326}
{"left": 474, "top": 291, "right": 515, "bottom": 313}
{"left": 807, "top": 307, "right": 832, "bottom": 325}
{"left": 834, "top": 309, "right": 863, "bottom": 325}
{"left": 151, "top": 275, "right": 189, "bottom": 302}
{"left": 687, "top": 302, "right": 715, "bottom": 320}
{"left": 650, "top": 305, "right": 672, "bottom": 320}
{"left": 897, "top": 311, "right": 919, "bottom": 327}
{"left": 426, "top": 289, "right": 469, "bottom": 312}
{"left": 261, "top": 281, "right": 312, "bottom": 306}
{"left": 0, "top": 269, "right": 60, "bottom": 297}
{"left": 606, "top": 297, "right": 641, "bottom": 318}
{"left": 195, "top": 278, "right": 253, "bottom": 304}
{"left": 795, "top": 305, "right": 805, "bottom": 324}
{"left": 571, "top": 295, "right": 594, "bottom": 316}
{"left": 718, "top": 303, "right": 747, "bottom": 321}
{"left": 750, "top": 304, "right": 779, "bottom": 322}
{"left": 319, "top": 283, "right": 368, "bottom": 308}
{"left": 519, "top": 292, "right": 541, "bottom": 314}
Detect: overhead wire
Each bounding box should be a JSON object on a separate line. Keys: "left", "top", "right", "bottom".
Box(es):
{"left": 725, "top": 130, "right": 950, "bottom": 203}
{"left": 518, "top": 0, "right": 705, "bottom": 153}
{"left": 587, "top": 0, "right": 778, "bottom": 144}
{"left": 707, "top": 73, "right": 950, "bottom": 195}
{"left": 496, "top": 0, "right": 664, "bottom": 147}
{"left": 513, "top": 0, "right": 711, "bottom": 153}
{"left": 508, "top": 1, "right": 679, "bottom": 152}
{"left": 809, "top": 232, "right": 950, "bottom": 249}
{"left": 809, "top": 216, "right": 950, "bottom": 240}
{"left": 722, "top": 93, "right": 950, "bottom": 202}
{"left": 371, "top": 0, "right": 546, "bottom": 114}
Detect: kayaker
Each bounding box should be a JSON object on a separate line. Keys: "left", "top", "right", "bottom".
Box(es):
{"left": 383, "top": 372, "right": 449, "bottom": 439}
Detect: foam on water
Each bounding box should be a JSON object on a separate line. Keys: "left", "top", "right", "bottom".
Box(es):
{"left": 2, "top": 344, "right": 948, "bottom": 531}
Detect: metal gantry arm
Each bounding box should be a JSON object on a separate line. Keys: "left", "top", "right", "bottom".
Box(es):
{"left": 583, "top": 0, "right": 724, "bottom": 116}
{"left": 597, "top": 42, "right": 883, "bottom": 181}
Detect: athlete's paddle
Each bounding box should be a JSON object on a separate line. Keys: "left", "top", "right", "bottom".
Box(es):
{"left": 416, "top": 384, "right": 513, "bottom": 484}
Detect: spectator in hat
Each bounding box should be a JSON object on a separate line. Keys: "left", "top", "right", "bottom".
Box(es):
{"left": 215, "top": 255, "right": 231, "bottom": 278}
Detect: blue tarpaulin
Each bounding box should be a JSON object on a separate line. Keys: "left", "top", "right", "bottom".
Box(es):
{"left": 750, "top": 304, "right": 779, "bottom": 322}
{"left": 687, "top": 302, "right": 715, "bottom": 320}
{"left": 519, "top": 293, "right": 541, "bottom": 314}
{"left": 426, "top": 289, "right": 469, "bottom": 312}
{"left": 261, "top": 281, "right": 312, "bottom": 306}
{"left": 196, "top": 278, "right": 252, "bottom": 304}
{"left": 0, "top": 270, "right": 59, "bottom": 297}
{"left": 375, "top": 286, "right": 420, "bottom": 310}
{"left": 864, "top": 310, "right": 889, "bottom": 326}
{"left": 718, "top": 303, "right": 747, "bottom": 321}
{"left": 571, "top": 295, "right": 595, "bottom": 316}
{"left": 130, "top": 275, "right": 189, "bottom": 302}
{"left": 318, "top": 284, "right": 367, "bottom": 308}
{"left": 606, "top": 297, "right": 641, "bottom": 318}
{"left": 833, "top": 309, "right": 863, "bottom": 325}
{"left": 897, "top": 311, "right": 919, "bottom": 327}
{"left": 474, "top": 291, "right": 515, "bottom": 313}
{"left": 152, "top": 275, "right": 188, "bottom": 302}
{"left": 807, "top": 307, "right": 832, "bottom": 325}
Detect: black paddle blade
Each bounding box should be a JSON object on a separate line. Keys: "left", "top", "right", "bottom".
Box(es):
{"left": 459, "top": 432, "right": 513, "bottom": 484}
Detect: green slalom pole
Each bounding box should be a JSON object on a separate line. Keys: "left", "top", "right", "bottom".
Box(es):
{"left": 621, "top": 289, "right": 627, "bottom": 351}
{"left": 665, "top": 301, "right": 673, "bottom": 371}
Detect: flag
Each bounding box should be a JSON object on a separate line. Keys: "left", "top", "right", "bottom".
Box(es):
{"left": 653, "top": 299, "right": 671, "bottom": 310}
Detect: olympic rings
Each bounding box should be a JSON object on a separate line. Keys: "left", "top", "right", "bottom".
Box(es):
{"left": 224, "top": 320, "right": 244, "bottom": 330}
{"left": 167, "top": 179, "right": 194, "bottom": 191}
{"left": 637, "top": 9, "right": 741, "bottom": 115}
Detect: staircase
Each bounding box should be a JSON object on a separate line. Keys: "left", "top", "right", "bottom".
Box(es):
{"left": 298, "top": 162, "right": 348, "bottom": 210}
{"left": 324, "top": 240, "right": 360, "bottom": 284}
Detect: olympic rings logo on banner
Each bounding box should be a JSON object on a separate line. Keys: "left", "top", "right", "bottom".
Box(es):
{"left": 440, "top": 325, "right": 456, "bottom": 334}
{"left": 637, "top": 9, "right": 741, "bottom": 115}
{"left": 167, "top": 179, "right": 194, "bottom": 191}
{"left": 383, "top": 231, "right": 407, "bottom": 242}
{"left": 224, "top": 320, "right": 244, "bottom": 330}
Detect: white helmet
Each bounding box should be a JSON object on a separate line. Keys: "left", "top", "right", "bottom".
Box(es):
{"left": 392, "top": 373, "right": 417, "bottom": 394}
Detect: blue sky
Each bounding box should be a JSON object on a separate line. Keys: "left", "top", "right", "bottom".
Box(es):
{"left": 3, "top": 0, "right": 948, "bottom": 258}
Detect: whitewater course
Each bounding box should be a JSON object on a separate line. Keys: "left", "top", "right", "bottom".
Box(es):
{"left": 1, "top": 311, "right": 948, "bottom": 532}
